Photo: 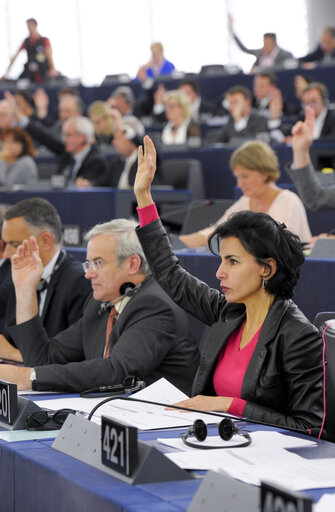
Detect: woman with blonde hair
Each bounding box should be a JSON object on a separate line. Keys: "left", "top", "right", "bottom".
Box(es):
{"left": 88, "top": 100, "right": 114, "bottom": 145}
{"left": 161, "top": 90, "right": 200, "bottom": 145}
{"left": 180, "top": 140, "right": 311, "bottom": 247}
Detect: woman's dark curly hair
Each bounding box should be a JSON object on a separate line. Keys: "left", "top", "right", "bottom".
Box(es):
{"left": 208, "top": 210, "right": 305, "bottom": 299}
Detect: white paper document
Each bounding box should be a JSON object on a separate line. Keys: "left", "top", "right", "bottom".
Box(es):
{"left": 33, "top": 378, "right": 228, "bottom": 429}
{"left": 314, "top": 493, "right": 335, "bottom": 512}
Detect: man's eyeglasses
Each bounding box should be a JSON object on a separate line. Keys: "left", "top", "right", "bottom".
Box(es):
{"left": 25, "top": 408, "right": 76, "bottom": 430}
{"left": 82, "top": 260, "right": 103, "bottom": 273}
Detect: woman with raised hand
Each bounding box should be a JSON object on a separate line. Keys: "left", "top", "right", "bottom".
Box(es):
{"left": 133, "top": 136, "right": 324, "bottom": 432}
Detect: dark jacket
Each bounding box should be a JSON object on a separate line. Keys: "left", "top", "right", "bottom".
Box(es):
{"left": 0, "top": 251, "right": 91, "bottom": 343}
{"left": 136, "top": 219, "right": 324, "bottom": 431}
{"left": 299, "top": 45, "right": 335, "bottom": 64}
{"left": 25, "top": 119, "right": 108, "bottom": 184}
{"left": 8, "top": 276, "right": 199, "bottom": 394}
{"left": 214, "top": 111, "right": 269, "bottom": 144}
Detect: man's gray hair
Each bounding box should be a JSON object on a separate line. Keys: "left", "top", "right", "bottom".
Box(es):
{"left": 64, "top": 116, "right": 95, "bottom": 144}
{"left": 85, "top": 219, "right": 150, "bottom": 274}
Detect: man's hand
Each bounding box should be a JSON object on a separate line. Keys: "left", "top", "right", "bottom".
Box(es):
{"left": 269, "top": 88, "right": 283, "bottom": 120}
{"left": 0, "top": 335, "right": 23, "bottom": 363}
{"left": 75, "top": 177, "right": 92, "bottom": 188}
{"left": 0, "top": 365, "right": 31, "bottom": 391}
{"left": 4, "top": 90, "right": 24, "bottom": 121}
{"left": 33, "top": 88, "right": 49, "bottom": 119}
{"left": 291, "top": 106, "right": 314, "bottom": 168}
{"left": 134, "top": 136, "right": 157, "bottom": 208}
{"left": 11, "top": 237, "right": 43, "bottom": 292}
{"left": 11, "top": 237, "right": 42, "bottom": 325}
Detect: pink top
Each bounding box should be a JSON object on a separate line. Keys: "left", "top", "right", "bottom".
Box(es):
{"left": 137, "top": 203, "right": 261, "bottom": 417}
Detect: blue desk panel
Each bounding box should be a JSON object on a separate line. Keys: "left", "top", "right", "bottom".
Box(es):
{"left": 0, "top": 424, "right": 334, "bottom": 512}
{"left": 0, "top": 188, "right": 191, "bottom": 233}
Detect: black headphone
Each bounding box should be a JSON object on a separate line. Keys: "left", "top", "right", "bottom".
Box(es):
{"left": 98, "top": 282, "right": 142, "bottom": 315}
{"left": 181, "top": 418, "right": 251, "bottom": 449}
{"left": 80, "top": 375, "right": 146, "bottom": 398}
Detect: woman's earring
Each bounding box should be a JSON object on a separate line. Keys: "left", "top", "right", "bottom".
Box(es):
{"left": 262, "top": 278, "right": 266, "bottom": 289}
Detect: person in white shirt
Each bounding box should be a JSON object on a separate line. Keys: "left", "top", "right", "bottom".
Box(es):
{"left": 179, "top": 140, "right": 311, "bottom": 248}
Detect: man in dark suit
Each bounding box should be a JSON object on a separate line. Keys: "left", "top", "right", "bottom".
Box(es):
{"left": 0, "top": 219, "right": 198, "bottom": 394}
{"left": 0, "top": 198, "right": 91, "bottom": 358}
{"left": 300, "top": 82, "right": 335, "bottom": 141}
{"left": 214, "top": 86, "right": 269, "bottom": 145}
{"left": 97, "top": 117, "right": 162, "bottom": 188}
{"left": 23, "top": 115, "right": 108, "bottom": 186}
{"left": 299, "top": 27, "right": 335, "bottom": 66}
{"left": 4, "top": 91, "right": 108, "bottom": 187}
{"left": 228, "top": 15, "right": 293, "bottom": 72}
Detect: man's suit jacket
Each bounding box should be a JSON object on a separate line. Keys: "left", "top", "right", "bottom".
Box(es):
{"left": 286, "top": 161, "right": 335, "bottom": 211}
{"left": 299, "top": 45, "right": 335, "bottom": 63}
{"left": 25, "top": 119, "right": 108, "bottom": 183}
{"left": 8, "top": 276, "right": 199, "bottom": 394}
{"left": 233, "top": 35, "right": 293, "bottom": 68}
{"left": 214, "top": 111, "right": 269, "bottom": 144}
{"left": 0, "top": 251, "right": 91, "bottom": 343}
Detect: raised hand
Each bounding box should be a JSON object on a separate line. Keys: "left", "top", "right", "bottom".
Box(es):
{"left": 134, "top": 135, "right": 157, "bottom": 208}
{"left": 291, "top": 105, "right": 314, "bottom": 153}
{"left": 11, "top": 236, "right": 43, "bottom": 292}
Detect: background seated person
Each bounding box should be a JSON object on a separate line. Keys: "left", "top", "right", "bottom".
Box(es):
{"left": 0, "top": 100, "right": 16, "bottom": 136}
{"left": 0, "top": 219, "right": 199, "bottom": 393}
{"left": 0, "top": 198, "right": 91, "bottom": 360}
{"left": 300, "top": 82, "right": 335, "bottom": 142}
{"left": 212, "top": 86, "right": 269, "bottom": 145}
{"left": 134, "top": 137, "right": 324, "bottom": 431}
{"left": 287, "top": 106, "right": 335, "bottom": 211}
{"left": 152, "top": 79, "right": 220, "bottom": 124}
{"left": 161, "top": 90, "right": 201, "bottom": 146}
{"left": 0, "top": 127, "right": 38, "bottom": 187}
{"left": 137, "top": 42, "right": 175, "bottom": 80}
{"left": 228, "top": 15, "right": 293, "bottom": 72}
{"left": 298, "top": 27, "right": 335, "bottom": 67}
{"left": 180, "top": 140, "right": 311, "bottom": 248}
{"left": 95, "top": 116, "right": 163, "bottom": 188}
{"left": 6, "top": 90, "right": 108, "bottom": 188}
{"left": 88, "top": 101, "right": 114, "bottom": 145}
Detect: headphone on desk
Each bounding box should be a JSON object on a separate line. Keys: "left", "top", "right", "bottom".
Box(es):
{"left": 181, "top": 418, "right": 251, "bottom": 449}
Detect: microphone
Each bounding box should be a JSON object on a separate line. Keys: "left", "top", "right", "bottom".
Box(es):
{"left": 98, "top": 282, "right": 142, "bottom": 315}
{"left": 86, "top": 395, "right": 327, "bottom": 440}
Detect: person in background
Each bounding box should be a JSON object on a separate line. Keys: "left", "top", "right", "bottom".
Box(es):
{"left": 228, "top": 15, "right": 293, "bottom": 72}
{"left": 179, "top": 140, "right": 311, "bottom": 248}
{"left": 88, "top": 101, "right": 114, "bottom": 145}
{"left": 300, "top": 82, "right": 335, "bottom": 141}
{"left": 299, "top": 27, "right": 335, "bottom": 67}
{"left": 137, "top": 42, "right": 175, "bottom": 80}
{"left": 96, "top": 116, "right": 162, "bottom": 188}
{"left": 161, "top": 90, "right": 201, "bottom": 146}
{"left": 213, "top": 86, "right": 269, "bottom": 145}
{"left": 6, "top": 91, "right": 108, "bottom": 187}
{"left": 0, "top": 127, "right": 38, "bottom": 187}
{"left": 133, "top": 135, "right": 324, "bottom": 432}
{"left": 0, "top": 219, "right": 199, "bottom": 394}
{"left": 2, "top": 18, "right": 58, "bottom": 83}
{"left": 0, "top": 100, "right": 16, "bottom": 136}
{"left": 287, "top": 107, "right": 335, "bottom": 211}
{"left": 152, "top": 79, "right": 219, "bottom": 124}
